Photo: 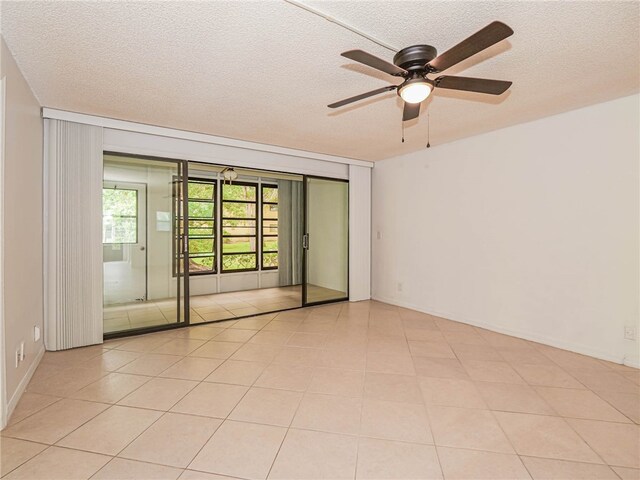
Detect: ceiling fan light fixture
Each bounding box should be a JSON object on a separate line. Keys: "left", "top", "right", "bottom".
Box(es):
{"left": 399, "top": 78, "right": 433, "bottom": 104}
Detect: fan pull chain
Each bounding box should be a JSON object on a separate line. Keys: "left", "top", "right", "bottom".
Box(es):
{"left": 426, "top": 112, "right": 431, "bottom": 148}
{"left": 401, "top": 119, "right": 405, "bottom": 143}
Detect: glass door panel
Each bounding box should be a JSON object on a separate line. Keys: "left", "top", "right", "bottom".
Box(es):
{"left": 103, "top": 154, "right": 189, "bottom": 335}
{"left": 303, "top": 176, "right": 349, "bottom": 305}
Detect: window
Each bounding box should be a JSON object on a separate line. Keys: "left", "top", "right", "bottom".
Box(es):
{"left": 186, "top": 179, "right": 216, "bottom": 273}
{"left": 221, "top": 182, "right": 258, "bottom": 272}
{"left": 102, "top": 188, "right": 137, "bottom": 244}
{"left": 261, "top": 185, "right": 278, "bottom": 269}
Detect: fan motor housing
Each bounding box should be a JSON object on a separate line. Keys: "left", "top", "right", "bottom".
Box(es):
{"left": 393, "top": 45, "right": 438, "bottom": 71}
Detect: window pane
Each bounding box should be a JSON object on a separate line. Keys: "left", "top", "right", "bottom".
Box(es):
{"left": 263, "top": 186, "right": 278, "bottom": 203}
{"left": 263, "top": 252, "right": 278, "bottom": 268}
{"left": 223, "top": 237, "right": 256, "bottom": 253}
{"left": 103, "top": 188, "right": 138, "bottom": 243}
{"left": 189, "top": 182, "right": 214, "bottom": 200}
{"left": 189, "top": 255, "right": 214, "bottom": 272}
{"left": 223, "top": 254, "right": 256, "bottom": 271}
{"left": 222, "top": 202, "right": 256, "bottom": 218}
{"left": 263, "top": 236, "right": 278, "bottom": 252}
{"left": 189, "top": 220, "right": 214, "bottom": 236}
{"left": 222, "top": 219, "right": 256, "bottom": 236}
{"left": 263, "top": 204, "right": 278, "bottom": 219}
{"left": 189, "top": 201, "right": 214, "bottom": 218}
{"left": 189, "top": 238, "right": 214, "bottom": 254}
{"left": 262, "top": 220, "right": 278, "bottom": 235}
{"left": 223, "top": 184, "right": 256, "bottom": 201}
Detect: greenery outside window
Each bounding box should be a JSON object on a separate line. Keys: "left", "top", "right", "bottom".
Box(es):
{"left": 103, "top": 188, "right": 137, "bottom": 244}
{"left": 261, "top": 185, "right": 278, "bottom": 269}
{"left": 186, "top": 179, "right": 216, "bottom": 273}
{"left": 221, "top": 182, "right": 258, "bottom": 272}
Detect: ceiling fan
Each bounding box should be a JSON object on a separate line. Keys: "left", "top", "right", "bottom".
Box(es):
{"left": 328, "top": 21, "right": 514, "bottom": 121}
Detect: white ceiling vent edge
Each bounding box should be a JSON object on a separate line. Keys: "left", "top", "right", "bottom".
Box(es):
{"left": 42, "top": 108, "right": 373, "bottom": 168}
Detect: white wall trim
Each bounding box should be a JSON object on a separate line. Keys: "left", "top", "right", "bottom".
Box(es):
{"left": 4, "top": 346, "right": 44, "bottom": 428}
{"left": 373, "top": 295, "right": 640, "bottom": 369}
{"left": 42, "top": 108, "right": 373, "bottom": 169}
{"left": 0, "top": 77, "right": 6, "bottom": 429}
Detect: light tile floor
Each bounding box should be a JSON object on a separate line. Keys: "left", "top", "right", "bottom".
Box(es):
{"left": 2, "top": 301, "right": 639, "bottom": 479}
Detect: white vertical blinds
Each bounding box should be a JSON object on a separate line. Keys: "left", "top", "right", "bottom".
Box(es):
{"left": 45, "top": 119, "right": 104, "bottom": 350}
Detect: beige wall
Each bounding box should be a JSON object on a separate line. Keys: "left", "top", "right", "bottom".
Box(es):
{"left": 372, "top": 94, "right": 640, "bottom": 367}
{"left": 1, "top": 37, "right": 44, "bottom": 423}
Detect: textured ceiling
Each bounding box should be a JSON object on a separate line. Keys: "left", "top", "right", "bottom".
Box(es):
{"left": 1, "top": 1, "right": 638, "bottom": 161}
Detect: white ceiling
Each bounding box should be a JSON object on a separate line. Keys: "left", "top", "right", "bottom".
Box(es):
{"left": 1, "top": 1, "right": 638, "bottom": 161}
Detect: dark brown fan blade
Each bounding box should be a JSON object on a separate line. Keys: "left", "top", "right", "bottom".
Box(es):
{"left": 435, "top": 76, "right": 512, "bottom": 95}
{"left": 328, "top": 86, "right": 396, "bottom": 108}
{"left": 341, "top": 50, "right": 406, "bottom": 76}
{"left": 402, "top": 102, "right": 421, "bottom": 121}
{"left": 428, "top": 21, "right": 513, "bottom": 73}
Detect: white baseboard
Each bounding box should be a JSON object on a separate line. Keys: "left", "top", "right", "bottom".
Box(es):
{"left": 2, "top": 346, "right": 45, "bottom": 429}
{"left": 373, "top": 295, "right": 637, "bottom": 368}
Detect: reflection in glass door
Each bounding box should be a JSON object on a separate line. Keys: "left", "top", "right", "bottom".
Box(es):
{"left": 102, "top": 153, "right": 189, "bottom": 335}
{"left": 303, "top": 176, "right": 349, "bottom": 305}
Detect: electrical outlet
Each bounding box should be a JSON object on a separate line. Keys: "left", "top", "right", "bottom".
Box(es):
{"left": 624, "top": 326, "right": 637, "bottom": 341}
{"left": 34, "top": 325, "right": 41, "bottom": 342}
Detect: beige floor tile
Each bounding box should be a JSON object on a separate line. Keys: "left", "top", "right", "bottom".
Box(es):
{"left": 367, "top": 335, "right": 410, "bottom": 355}
{"left": 404, "top": 328, "right": 446, "bottom": 343}
{"left": 494, "top": 411, "right": 601, "bottom": 463}
{"left": 429, "top": 406, "right": 513, "bottom": 454}
{"left": 189, "top": 420, "right": 286, "bottom": 479}
{"left": 57, "top": 405, "right": 161, "bottom": 455}
{"left": 230, "top": 316, "right": 272, "bottom": 330}
{"left": 272, "top": 346, "right": 322, "bottom": 366}
{"left": 2, "top": 446, "right": 110, "bottom": 480}
{"left": 595, "top": 390, "right": 640, "bottom": 423}
{"left": 450, "top": 343, "right": 504, "bottom": 362}
{"left": 117, "top": 353, "right": 183, "bottom": 376}
{"left": 6, "top": 393, "right": 61, "bottom": 426}
{"left": 569, "top": 370, "right": 639, "bottom": 394}
{"left": 520, "top": 456, "right": 619, "bottom": 479}
{"left": 120, "top": 412, "right": 222, "bottom": 468}
{"left": 189, "top": 341, "right": 243, "bottom": 360}
{"left": 512, "top": 363, "right": 585, "bottom": 388}
{"left": 254, "top": 363, "right": 313, "bottom": 392}
{"left": 204, "top": 359, "right": 268, "bottom": 386}
{"left": 360, "top": 398, "right": 432, "bottom": 444}
{"left": 179, "top": 470, "right": 243, "bottom": 479}
{"left": 0, "top": 438, "right": 47, "bottom": 477}
{"left": 174, "top": 326, "right": 226, "bottom": 341}
{"left": 159, "top": 357, "right": 224, "bottom": 381}
{"left": 413, "top": 357, "right": 470, "bottom": 379}
{"left": 535, "top": 386, "right": 631, "bottom": 422}
{"left": 214, "top": 329, "right": 257, "bottom": 343}
{"left": 611, "top": 466, "right": 640, "bottom": 480}
{"left": 476, "top": 382, "right": 555, "bottom": 415}
{"left": 248, "top": 330, "right": 293, "bottom": 346}
{"left": 229, "top": 387, "right": 302, "bottom": 427}
{"left": 319, "top": 348, "right": 367, "bottom": 370}
{"left": 269, "top": 428, "right": 358, "bottom": 480}
{"left": 498, "top": 348, "right": 555, "bottom": 365}
{"left": 366, "top": 352, "right": 416, "bottom": 375}
{"left": 71, "top": 372, "right": 151, "bottom": 403}
{"left": 2, "top": 398, "right": 109, "bottom": 444}
{"left": 118, "top": 378, "right": 197, "bottom": 411}
{"left": 363, "top": 372, "right": 423, "bottom": 404}
{"left": 356, "top": 437, "right": 442, "bottom": 479}
{"left": 171, "top": 382, "right": 248, "bottom": 418}
{"left": 437, "top": 446, "right": 530, "bottom": 479}
{"left": 96, "top": 350, "right": 142, "bottom": 371}
{"left": 462, "top": 360, "right": 526, "bottom": 384}
{"left": 152, "top": 339, "right": 207, "bottom": 356}
{"left": 93, "top": 458, "right": 183, "bottom": 480}
{"left": 567, "top": 418, "right": 640, "bottom": 468}
{"left": 419, "top": 377, "right": 487, "bottom": 409}
{"left": 309, "top": 367, "right": 365, "bottom": 397}
{"left": 115, "top": 335, "right": 174, "bottom": 353}
{"left": 26, "top": 365, "right": 108, "bottom": 397}
{"left": 285, "top": 332, "right": 327, "bottom": 348}
{"left": 230, "top": 343, "right": 282, "bottom": 363}
{"left": 292, "top": 393, "right": 362, "bottom": 435}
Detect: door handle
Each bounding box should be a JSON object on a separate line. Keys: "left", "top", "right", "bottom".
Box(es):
{"left": 302, "top": 234, "right": 309, "bottom": 250}
{"left": 140, "top": 246, "right": 145, "bottom": 251}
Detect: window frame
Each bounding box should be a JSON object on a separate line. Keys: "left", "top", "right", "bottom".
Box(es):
{"left": 185, "top": 177, "right": 217, "bottom": 275}
{"left": 261, "top": 184, "right": 278, "bottom": 270}
{"left": 221, "top": 180, "right": 259, "bottom": 273}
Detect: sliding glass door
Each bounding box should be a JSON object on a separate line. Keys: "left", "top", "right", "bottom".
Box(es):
{"left": 303, "top": 176, "right": 349, "bottom": 305}
{"left": 103, "top": 154, "right": 189, "bottom": 335}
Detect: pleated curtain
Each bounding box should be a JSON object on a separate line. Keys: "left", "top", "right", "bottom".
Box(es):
{"left": 277, "top": 179, "right": 303, "bottom": 286}
{"left": 45, "top": 119, "right": 103, "bottom": 350}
